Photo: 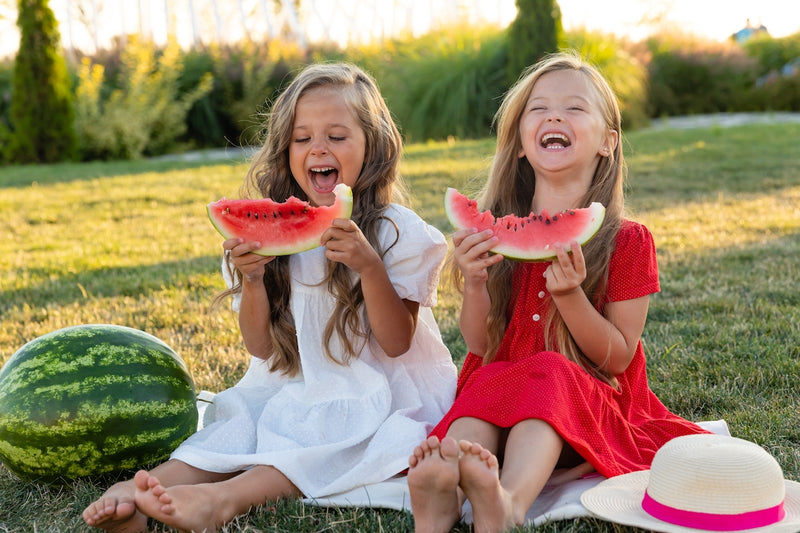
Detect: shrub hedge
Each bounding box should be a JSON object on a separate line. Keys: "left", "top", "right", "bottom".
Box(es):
{"left": 1, "top": 27, "right": 798, "bottom": 163}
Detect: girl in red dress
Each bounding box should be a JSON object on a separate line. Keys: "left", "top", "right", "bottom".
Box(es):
{"left": 407, "top": 51, "right": 708, "bottom": 533}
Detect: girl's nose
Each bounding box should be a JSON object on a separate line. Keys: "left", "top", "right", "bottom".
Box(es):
{"left": 310, "top": 139, "right": 328, "bottom": 155}
{"left": 546, "top": 114, "right": 563, "bottom": 123}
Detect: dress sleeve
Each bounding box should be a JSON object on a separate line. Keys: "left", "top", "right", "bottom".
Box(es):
{"left": 379, "top": 205, "right": 448, "bottom": 307}
{"left": 605, "top": 221, "right": 660, "bottom": 303}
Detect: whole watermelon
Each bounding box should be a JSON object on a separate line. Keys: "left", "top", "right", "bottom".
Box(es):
{"left": 0, "top": 324, "right": 198, "bottom": 482}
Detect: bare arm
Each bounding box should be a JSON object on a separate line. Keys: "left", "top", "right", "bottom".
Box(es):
{"left": 452, "top": 228, "right": 505, "bottom": 356}
{"left": 223, "top": 238, "right": 275, "bottom": 359}
{"left": 546, "top": 243, "right": 646, "bottom": 375}
{"left": 321, "top": 219, "right": 417, "bottom": 357}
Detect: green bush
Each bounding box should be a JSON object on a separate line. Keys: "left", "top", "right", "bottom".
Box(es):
{"left": 6, "top": 0, "right": 77, "bottom": 163}
{"left": 73, "top": 37, "right": 213, "bottom": 159}
{"left": 742, "top": 32, "right": 800, "bottom": 75}
{"left": 505, "top": 0, "right": 563, "bottom": 86}
{"left": 346, "top": 26, "right": 508, "bottom": 141}
{"left": 0, "top": 60, "right": 12, "bottom": 152}
{"left": 181, "top": 41, "right": 306, "bottom": 148}
{"left": 755, "top": 74, "right": 800, "bottom": 111}
{"left": 564, "top": 31, "right": 649, "bottom": 130}
{"left": 349, "top": 27, "right": 651, "bottom": 140}
{"left": 642, "top": 33, "right": 760, "bottom": 116}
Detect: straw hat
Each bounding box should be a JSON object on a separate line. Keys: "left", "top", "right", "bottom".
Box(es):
{"left": 581, "top": 434, "right": 800, "bottom": 532}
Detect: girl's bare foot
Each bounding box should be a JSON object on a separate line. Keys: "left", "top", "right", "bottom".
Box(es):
{"left": 81, "top": 479, "right": 148, "bottom": 533}
{"left": 408, "top": 436, "right": 462, "bottom": 533}
{"left": 458, "top": 440, "right": 515, "bottom": 533}
{"left": 133, "top": 470, "right": 222, "bottom": 533}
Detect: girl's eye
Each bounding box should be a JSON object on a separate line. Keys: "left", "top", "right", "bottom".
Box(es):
{"left": 329, "top": 136, "right": 346, "bottom": 141}
{"left": 294, "top": 137, "right": 310, "bottom": 143}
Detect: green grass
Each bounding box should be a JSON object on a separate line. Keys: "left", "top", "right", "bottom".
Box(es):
{"left": 1, "top": 122, "right": 799, "bottom": 531}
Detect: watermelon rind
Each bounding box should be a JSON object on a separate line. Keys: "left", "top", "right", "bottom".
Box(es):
{"left": 207, "top": 183, "right": 353, "bottom": 256}
{"left": 444, "top": 187, "right": 606, "bottom": 261}
{"left": 0, "top": 324, "right": 198, "bottom": 483}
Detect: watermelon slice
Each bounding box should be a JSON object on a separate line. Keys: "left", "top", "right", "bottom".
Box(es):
{"left": 207, "top": 183, "right": 353, "bottom": 256}
{"left": 444, "top": 187, "right": 605, "bottom": 261}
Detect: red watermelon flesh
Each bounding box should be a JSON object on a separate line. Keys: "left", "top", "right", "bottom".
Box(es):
{"left": 444, "top": 187, "right": 605, "bottom": 261}
{"left": 207, "top": 183, "right": 353, "bottom": 256}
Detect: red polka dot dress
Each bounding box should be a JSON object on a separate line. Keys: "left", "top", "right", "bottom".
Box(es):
{"left": 429, "top": 221, "right": 708, "bottom": 478}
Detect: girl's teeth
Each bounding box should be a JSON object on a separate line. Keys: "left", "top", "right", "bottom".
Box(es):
{"left": 540, "top": 133, "right": 570, "bottom": 148}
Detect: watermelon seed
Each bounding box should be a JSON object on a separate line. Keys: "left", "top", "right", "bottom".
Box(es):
{"left": 254, "top": 213, "right": 259, "bottom": 219}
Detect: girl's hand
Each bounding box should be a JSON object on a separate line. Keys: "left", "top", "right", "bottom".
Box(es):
{"left": 452, "top": 228, "right": 504, "bottom": 289}
{"left": 223, "top": 238, "right": 275, "bottom": 283}
{"left": 320, "top": 219, "right": 381, "bottom": 274}
{"left": 544, "top": 241, "right": 586, "bottom": 296}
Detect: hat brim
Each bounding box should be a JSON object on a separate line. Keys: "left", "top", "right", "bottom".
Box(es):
{"left": 580, "top": 472, "right": 800, "bottom": 533}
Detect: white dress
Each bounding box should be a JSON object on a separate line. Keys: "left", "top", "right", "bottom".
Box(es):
{"left": 171, "top": 204, "right": 458, "bottom": 498}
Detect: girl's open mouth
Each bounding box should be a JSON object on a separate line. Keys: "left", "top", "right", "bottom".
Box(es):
{"left": 309, "top": 166, "right": 339, "bottom": 192}
{"left": 540, "top": 132, "right": 571, "bottom": 150}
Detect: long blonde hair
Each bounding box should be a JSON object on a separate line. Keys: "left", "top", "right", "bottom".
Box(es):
{"left": 216, "top": 63, "right": 405, "bottom": 376}
{"left": 456, "top": 51, "right": 626, "bottom": 386}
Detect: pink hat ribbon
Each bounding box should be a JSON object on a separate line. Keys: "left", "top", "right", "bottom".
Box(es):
{"left": 642, "top": 491, "right": 786, "bottom": 531}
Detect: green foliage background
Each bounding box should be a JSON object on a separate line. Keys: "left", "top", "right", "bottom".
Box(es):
{"left": 505, "top": 0, "right": 563, "bottom": 85}
{"left": 5, "top": 0, "right": 77, "bottom": 163}
{"left": 0, "top": 3, "right": 798, "bottom": 163}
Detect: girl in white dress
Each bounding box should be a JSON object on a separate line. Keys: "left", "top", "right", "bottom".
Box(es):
{"left": 82, "top": 62, "right": 457, "bottom": 533}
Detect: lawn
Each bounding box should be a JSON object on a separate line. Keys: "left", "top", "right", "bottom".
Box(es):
{"left": 1, "top": 122, "right": 799, "bottom": 532}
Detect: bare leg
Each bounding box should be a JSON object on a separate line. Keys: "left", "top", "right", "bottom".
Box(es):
{"left": 134, "top": 464, "right": 301, "bottom": 532}
{"left": 459, "top": 419, "right": 563, "bottom": 532}
{"left": 407, "top": 436, "right": 462, "bottom": 533}
{"left": 82, "top": 459, "right": 231, "bottom": 532}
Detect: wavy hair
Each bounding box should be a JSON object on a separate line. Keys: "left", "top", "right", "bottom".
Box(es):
{"left": 215, "top": 63, "right": 405, "bottom": 376}
{"left": 452, "top": 51, "right": 626, "bottom": 386}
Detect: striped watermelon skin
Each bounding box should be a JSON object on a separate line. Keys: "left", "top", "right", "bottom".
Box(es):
{"left": 0, "top": 324, "right": 198, "bottom": 482}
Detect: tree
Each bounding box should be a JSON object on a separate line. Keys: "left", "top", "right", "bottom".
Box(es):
{"left": 6, "top": 0, "right": 77, "bottom": 163}
{"left": 505, "top": 0, "right": 563, "bottom": 86}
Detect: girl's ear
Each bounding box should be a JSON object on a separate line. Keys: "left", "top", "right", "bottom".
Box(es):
{"left": 601, "top": 129, "right": 619, "bottom": 156}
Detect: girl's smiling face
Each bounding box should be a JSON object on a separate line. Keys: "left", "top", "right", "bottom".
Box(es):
{"left": 518, "top": 69, "right": 617, "bottom": 181}
{"left": 289, "top": 86, "right": 366, "bottom": 207}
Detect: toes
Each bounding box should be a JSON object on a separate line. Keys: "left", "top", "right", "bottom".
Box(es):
{"left": 439, "top": 436, "right": 460, "bottom": 460}
{"left": 423, "top": 435, "right": 441, "bottom": 455}
{"left": 458, "top": 439, "right": 480, "bottom": 455}
{"left": 147, "top": 474, "right": 161, "bottom": 490}
{"left": 133, "top": 470, "right": 150, "bottom": 490}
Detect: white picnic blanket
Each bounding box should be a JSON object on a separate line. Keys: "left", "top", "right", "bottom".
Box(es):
{"left": 300, "top": 419, "right": 731, "bottom": 526}
{"left": 196, "top": 392, "right": 729, "bottom": 527}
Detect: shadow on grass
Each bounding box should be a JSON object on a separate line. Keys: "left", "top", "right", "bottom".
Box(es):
{"left": 1, "top": 255, "right": 222, "bottom": 312}
{"left": 0, "top": 151, "right": 251, "bottom": 189}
